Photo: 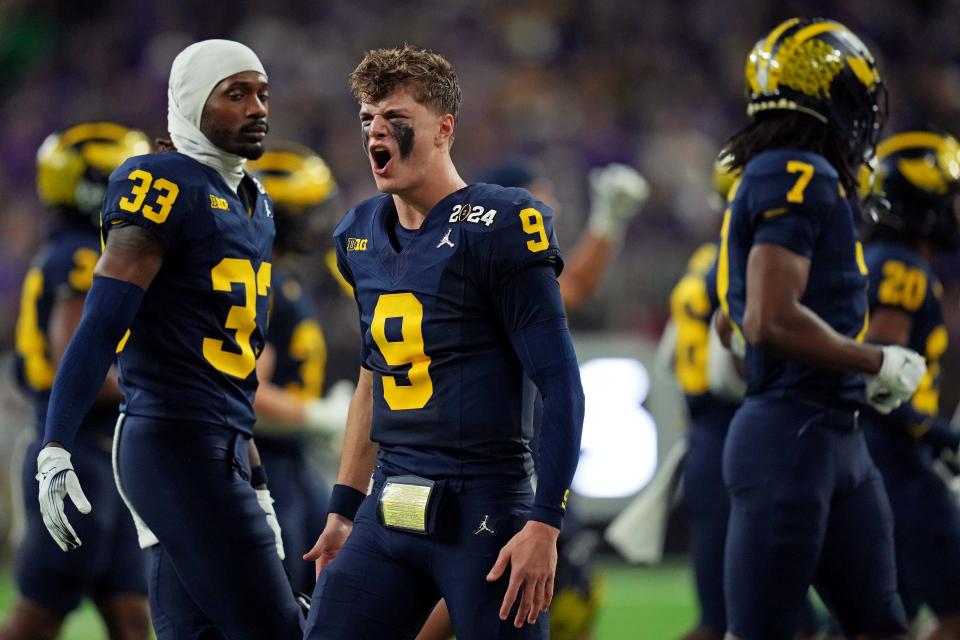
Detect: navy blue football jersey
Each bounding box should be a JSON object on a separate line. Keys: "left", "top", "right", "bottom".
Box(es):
{"left": 14, "top": 224, "right": 118, "bottom": 439}
{"left": 719, "top": 149, "right": 868, "bottom": 407}
{"left": 267, "top": 267, "right": 325, "bottom": 400}
{"left": 256, "top": 266, "right": 325, "bottom": 450}
{"left": 334, "top": 183, "right": 563, "bottom": 477}
{"left": 865, "top": 241, "right": 946, "bottom": 417}
{"left": 100, "top": 152, "right": 275, "bottom": 434}
{"left": 670, "top": 242, "right": 740, "bottom": 423}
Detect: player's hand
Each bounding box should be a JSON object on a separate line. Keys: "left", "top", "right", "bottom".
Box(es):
{"left": 304, "top": 513, "right": 353, "bottom": 578}
{"left": 486, "top": 520, "right": 559, "bottom": 628}
{"left": 255, "top": 488, "right": 285, "bottom": 560}
{"left": 36, "top": 445, "right": 91, "bottom": 551}
{"left": 865, "top": 345, "right": 926, "bottom": 414}
{"left": 588, "top": 163, "right": 650, "bottom": 238}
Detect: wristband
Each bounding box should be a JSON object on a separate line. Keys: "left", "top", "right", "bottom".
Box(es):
{"left": 329, "top": 483, "right": 366, "bottom": 521}
{"left": 250, "top": 464, "right": 269, "bottom": 488}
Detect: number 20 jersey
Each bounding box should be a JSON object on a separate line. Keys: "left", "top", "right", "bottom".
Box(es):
{"left": 334, "top": 183, "right": 563, "bottom": 478}
{"left": 864, "top": 241, "right": 946, "bottom": 416}
{"left": 101, "top": 151, "right": 275, "bottom": 434}
{"left": 719, "top": 149, "right": 868, "bottom": 407}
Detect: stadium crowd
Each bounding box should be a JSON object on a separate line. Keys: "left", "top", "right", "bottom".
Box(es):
{"left": 1, "top": 2, "right": 960, "bottom": 638}
{"left": 1, "top": 0, "right": 959, "bottom": 355}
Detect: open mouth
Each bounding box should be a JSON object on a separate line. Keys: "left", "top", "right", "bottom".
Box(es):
{"left": 371, "top": 146, "right": 392, "bottom": 174}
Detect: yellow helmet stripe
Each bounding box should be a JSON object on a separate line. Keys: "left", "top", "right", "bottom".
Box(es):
{"left": 846, "top": 56, "right": 877, "bottom": 89}
{"left": 897, "top": 157, "right": 949, "bottom": 194}
{"left": 791, "top": 21, "right": 843, "bottom": 44}
{"left": 252, "top": 151, "right": 312, "bottom": 172}
{"left": 876, "top": 131, "right": 948, "bottom": 160}
{"left": 762, "top": 18, "right": 801, "bottom": 58}
{"left": 755, "top": 18, "right": 801, "bottom": 86}
{"left": 59, "top": 122, "right": 133, "bottom": 147}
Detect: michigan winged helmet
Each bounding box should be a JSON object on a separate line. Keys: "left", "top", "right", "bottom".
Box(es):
{"left": 36, "top": 121, "right": 151, "bottom": 224}
{"left": 246, "top": 141, "right": 337, "bottom": 253}
{"left": 861, "top": 130, "right": 960, "bottom": 249}
{"left": 745, "top": 18, "right": 885, "bottom": 165}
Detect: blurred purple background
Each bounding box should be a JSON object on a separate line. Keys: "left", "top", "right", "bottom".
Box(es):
{"left": 2, "top": 0, "right": 959, "bottom": 399}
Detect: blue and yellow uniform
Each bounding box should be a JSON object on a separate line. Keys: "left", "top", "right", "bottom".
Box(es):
{"left": 861, "top": 241, "right": 960, "bottom": 619}
{"left": 104, "top": 153, "right": 273, "bottom": 430}
{"left": 336, "top": 187, "right": 559, "bottom": 479}
{"left": 13, "top": 222, "right": 146, "bottom": 614}
{"left": 257, "top": 267, "right": 330, "bottom": 593}
{"left": 307, "top": 184, "right": 569, "bottom": 640}
{"left": 670, "top": 243, "right": 740, "bottom": 635}
{"left": 720, "top": 149, "right": 903, "bottom": 637}
{"left": 101, "top": 151, "right": 303, "bottom": 639}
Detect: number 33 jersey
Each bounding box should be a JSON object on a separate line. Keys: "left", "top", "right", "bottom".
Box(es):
{"left": 101, "top": 151, "right": 275, "bottom": 434}
{"left": 334, "top": 183, "right": 563, "bottom": 478}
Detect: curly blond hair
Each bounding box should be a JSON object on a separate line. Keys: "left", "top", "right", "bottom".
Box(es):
{"left": 350, "top": 44, "right": 461, "bottom": 120}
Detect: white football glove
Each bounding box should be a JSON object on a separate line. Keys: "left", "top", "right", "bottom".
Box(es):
{"left": 304, "top": 380, "right": 354, "bottom": 440}
{"left": 36, "top": 446, "right": 91, "bottom": 551}
{"left": 256, "top": 488, "right": 285, "bottom": 560}
{"left": 587, "top": 163, "right": 650, "bottom": 238}
{"left": 865, "top": 345, "right": 927, "bottom": 414}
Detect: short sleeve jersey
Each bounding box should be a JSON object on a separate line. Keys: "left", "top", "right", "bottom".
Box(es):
{"left": 719, "top": 149, "right": 869, "bottom": 407}
{"left": 14, "top": 224, "right": 117, "bottom": 439}
{"left": 669, "top": 242, "right": 740, "bottom": 426}
{"left": 334, "top": 183, "right": 563, "bottom": 478}
{"left": 865, "top": 241, "right": 946, "bottom": 416}
{"left": 101, "top": 152, "right": 275, "bottom": 434}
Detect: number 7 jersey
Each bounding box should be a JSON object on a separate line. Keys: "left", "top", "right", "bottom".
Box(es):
{"left": 101, "top": 151, "right": 275, "bottom": 434}
{"left": 719, "top": 149, "right": 869, "bottom": 407}
{"left": 335, "top": 183, "right": 563, "bottom": 478}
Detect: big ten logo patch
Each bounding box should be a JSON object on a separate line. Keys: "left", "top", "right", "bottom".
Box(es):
{"left": 347, "top": 237, "right": 368, "bottom": 252}
{"left": 209, "top": 195, "right": 230, "bottom": 211}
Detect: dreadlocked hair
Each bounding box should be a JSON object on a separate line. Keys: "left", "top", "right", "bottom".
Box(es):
{"left": 725, "top": 111, "right": 857, "bottom": 191}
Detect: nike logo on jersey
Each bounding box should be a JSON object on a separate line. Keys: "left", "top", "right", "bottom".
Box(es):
{"left": 437, "top": 228, "right": 455, "bottom": 249}
{"left": 474, "top": 515, "right": 496, "bottom": 535}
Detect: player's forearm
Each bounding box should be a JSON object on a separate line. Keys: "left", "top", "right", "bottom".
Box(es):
{"left": 248, "top": 439, "right": 270, "bottom": 490}
{"left": 510, "top": 319, "right": 585, "bottom": 528}
{"left": 248, "top": 438, "right": 262, "bottom": 468}
{"left": 49, "top": 295, "right": 124, "bottom": 407}
{"left": 744, "top": 300, "right": 882, "bottom": 374}
{"left": 558, "top": 233, "right": 613, "bottom": 312}
{"left": 44, "top": 277, "right": 144, "bottom": 448}
{"left": 532, "top": 367, "right": 584, "bottom": 528}
{"left": 253, "top": 382, "right": 308, "bottom": 435}
{"left": 97, "top": 367, "right": 124, "bottom": 405}
{"left": 335, "top": 368, "right": 378, "bottom": 492}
